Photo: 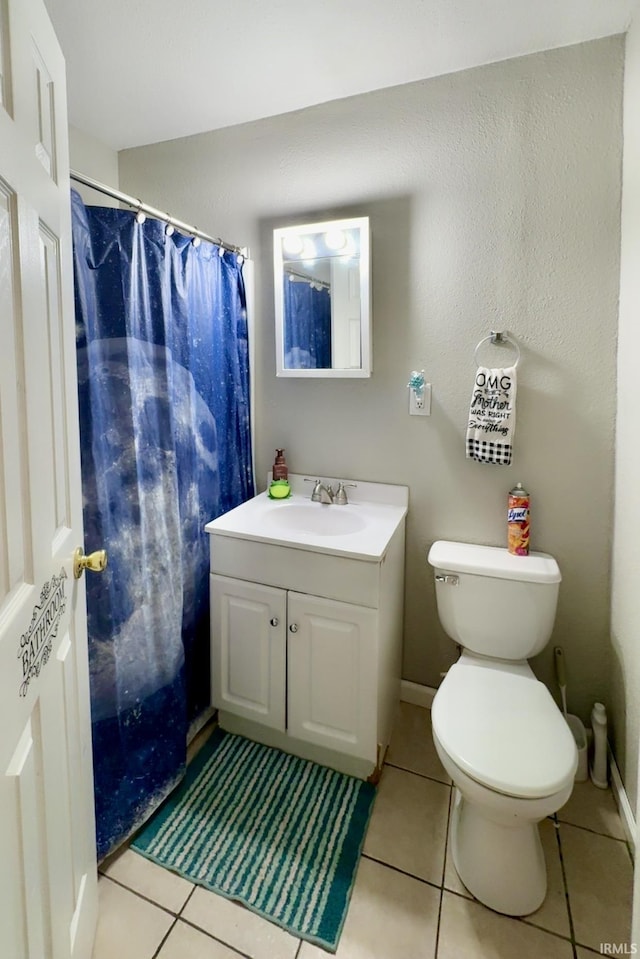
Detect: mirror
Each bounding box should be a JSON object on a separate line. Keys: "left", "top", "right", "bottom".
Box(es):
{"left": 274, "top": 216, "right": 371, "bottom": 377}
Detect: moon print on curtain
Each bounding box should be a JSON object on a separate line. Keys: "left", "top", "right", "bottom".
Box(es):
{"left": 71, "top": 190, "right": 254, "bottom": 860}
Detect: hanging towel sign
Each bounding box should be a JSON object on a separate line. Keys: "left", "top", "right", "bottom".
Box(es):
{"left": 466, "top": 365, "right": 517, "bottom": 465}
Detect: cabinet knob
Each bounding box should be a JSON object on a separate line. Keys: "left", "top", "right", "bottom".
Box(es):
{"left": 270, "top": 617, "right": 279, "bottom": 627}
{"left": 289, "top": 623, "right": 298, "bottom": 633}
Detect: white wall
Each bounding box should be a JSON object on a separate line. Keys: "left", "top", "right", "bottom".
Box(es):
{"left": 119, "top": 37, "right": 623, "bottom": 772}
{"left": 68, "top": 123, "right": 119, "bottom": 205}
{"left": 613, "top": 11, "right": 640, "bottom": 820}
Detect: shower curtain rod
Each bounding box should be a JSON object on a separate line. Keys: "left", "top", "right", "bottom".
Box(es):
{"left": 70, "top": 169, "right": 246, "bottom": 256}
{"left": 285, "top": 266, "right": 330, "bottom": 290}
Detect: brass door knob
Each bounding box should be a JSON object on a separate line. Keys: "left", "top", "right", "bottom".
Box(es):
{"left": 73, "top": 547, "right": 108, "bottom": 580}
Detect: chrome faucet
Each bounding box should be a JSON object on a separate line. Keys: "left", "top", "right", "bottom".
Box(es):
{"left": 311, "top": 480, "right": 334, "bottom": 504}
{"left": 305, "top": 478, "right": 356, "bottom": 505}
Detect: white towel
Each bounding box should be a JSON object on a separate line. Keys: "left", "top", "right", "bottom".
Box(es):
{"left": 466, "top": 365, "right": 517, "bottom": 465}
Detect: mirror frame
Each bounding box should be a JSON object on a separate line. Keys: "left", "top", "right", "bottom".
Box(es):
{"left": 273, "top": 216, "right": 371, "bottom": 378}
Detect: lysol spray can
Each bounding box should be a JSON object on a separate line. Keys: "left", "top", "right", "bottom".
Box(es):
{"left": 508, "top": 483, "right": 530, "bottom": 556}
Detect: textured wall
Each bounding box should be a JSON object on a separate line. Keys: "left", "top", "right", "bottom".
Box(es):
{"left": 69, "top": 124, "right": 119, "bottom": 205}
{"left": 612, "top": 18, "right": 640, "bottom": 816}
{"left": 119, "top": 38, "right": 623, "bottom": 756}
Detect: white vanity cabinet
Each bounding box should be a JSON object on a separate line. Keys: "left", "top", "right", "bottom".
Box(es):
{"left": 210, "top": 577, "right": 286, "bottom": 731}
{"left": 206, "top": 475, "right": 408, "bottom": 781}
{"left": 286, "top": 592, "right": 377, "bottom": 759}
{"left": 211, "top": 576, "right": 377, "bottom": 761}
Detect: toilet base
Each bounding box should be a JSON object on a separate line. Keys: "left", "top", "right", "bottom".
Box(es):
{"left": 450, "top": 788, "right": 547, "bottom": 916}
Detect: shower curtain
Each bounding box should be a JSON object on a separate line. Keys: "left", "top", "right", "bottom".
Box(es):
{"left": 283, "top": 278, "right": 331, "bottom": 369}
{"left": 71, "top": 190, "right": 253, "bottom": 860}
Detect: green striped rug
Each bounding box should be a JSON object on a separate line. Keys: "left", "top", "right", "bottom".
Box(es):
{"left": 132, "top": 729, "right": 376, "bottom": 952}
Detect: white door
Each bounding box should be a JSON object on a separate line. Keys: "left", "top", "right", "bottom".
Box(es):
{"left": 0, "top": 0, "right": 98, "bottom": 956}
{"left": 211, "top": 575, "right": 286, "bottom": 731}
{"left": 287, "top": 593, "right": 377, "bottom": 760}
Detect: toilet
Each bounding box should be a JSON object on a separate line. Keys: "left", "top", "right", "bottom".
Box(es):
{"left": 427, "top": 540, "right": 577, "bottom": 917}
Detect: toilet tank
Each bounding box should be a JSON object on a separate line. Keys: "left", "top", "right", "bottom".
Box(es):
{"left": 427, "top": 541, "right": 561, "bottom": 660}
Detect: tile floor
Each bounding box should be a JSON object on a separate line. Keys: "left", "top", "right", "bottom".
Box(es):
{"left": 92, "top": 702, "right": 635, "bottom": 958}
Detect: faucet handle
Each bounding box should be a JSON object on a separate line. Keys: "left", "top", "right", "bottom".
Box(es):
{"left": 304, "top": 478, "right": 323, "bottom": 502}
{"left": 335, "top": 482, "right": 356, "bottom": 505}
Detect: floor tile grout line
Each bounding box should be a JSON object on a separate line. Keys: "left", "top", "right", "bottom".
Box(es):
{"left": 441, "top": 886, "right": 578, "bottom": 948}
{"left": 178, "top": 883, "right": 197, "bottom": 917}
{"left": 556, "top": 817, "right": 630, "bottom": 844}
{"left": 176, "top": 915, "right": 260, "bottom": 959}
{"left": 361, "top": 846, "right": 575, "bottom": 948}
{"left": 359, "top": 851, "right": 444, "bottom": 893}
{"left": 433, "top": 782, "right": 455, "bottom": 958}
{"left": 517, "top": 912, "right": 577, "bottom": 942}
{"left": 151, "top": 917, "right": 178, "bottom": 959}
{"left": 98, "top": 873, "right": 186, "bottom": 918}
{"left": 552, "top": 815, "right": 579, "bottom": 959}
{"left": 103, "top": 869, "right": 305, "bottom": 958}
{"left": 384, "top": 759, "right": 451, "bottom": 788}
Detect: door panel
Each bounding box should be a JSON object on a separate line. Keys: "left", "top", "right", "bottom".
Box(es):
{"left": 32, "top": 40, "right": 56, "bottom": 178}
{"left": 0, "top": 0, "right": 98, "bottom": 956}
{"left": 287, "top": 592, "right": 377, "bottom": 760}
{"left": 211, "top": 574, "right": 286, "bottom": 730}
{"left": 6, "top": 713, "right": 49, "bottom": 959}
{"left": 0, "top": 0, "right": 12, "bottom": 113}
{"left": 39, "top": 222, "right": 71, "bottom": 537}
{"left": 0, "top": 181, "right": 30, "bottom": 599}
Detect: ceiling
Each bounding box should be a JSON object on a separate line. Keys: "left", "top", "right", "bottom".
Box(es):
{"left": 44, "top": 0, "right": 636, "bottom": 152}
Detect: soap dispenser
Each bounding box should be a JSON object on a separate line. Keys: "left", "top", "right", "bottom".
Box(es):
{"left": 273, "top": 448, "right": 288, "bottom": 481}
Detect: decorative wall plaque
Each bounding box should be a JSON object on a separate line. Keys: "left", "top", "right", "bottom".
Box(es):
{"left": 18, "top": 568, "right": 67, "bottom": 697}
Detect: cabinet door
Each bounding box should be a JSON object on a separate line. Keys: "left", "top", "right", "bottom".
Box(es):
{"left": 287, "top": 593, "right": 377, "bottom": 760}
{"left": 211, "top": 575, "right": 286, "bottom": 731}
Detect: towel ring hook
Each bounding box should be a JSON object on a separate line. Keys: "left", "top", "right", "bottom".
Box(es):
{"left": 474, "top": 331, "right": 520, "bottom": 368}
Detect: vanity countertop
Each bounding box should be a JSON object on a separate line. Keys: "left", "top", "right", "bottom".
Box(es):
{"left": 205, "top": 474, "right": 408, "bottom": 562}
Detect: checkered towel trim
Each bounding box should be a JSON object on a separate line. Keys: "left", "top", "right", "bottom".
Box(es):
{"left": 466, "top": 439, "right": 512, "bottom": 466}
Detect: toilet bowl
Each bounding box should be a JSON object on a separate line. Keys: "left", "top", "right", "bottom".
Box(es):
{"left": 432, "top": 652, "right": 576, "bottom": 915}
{"left": 427, "top": 540, "right": 578, "bottom": 916}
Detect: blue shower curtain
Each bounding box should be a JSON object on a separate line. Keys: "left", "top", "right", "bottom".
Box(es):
{"left": 283, "top": 278, "right": 331, "bottom": 369}
{"left": 71, "top": 190, "right": 253, "bottom": 860}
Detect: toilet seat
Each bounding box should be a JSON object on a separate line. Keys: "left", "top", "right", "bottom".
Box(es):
{"left": 432, "top": 656, "right": 577, "bottom": 799}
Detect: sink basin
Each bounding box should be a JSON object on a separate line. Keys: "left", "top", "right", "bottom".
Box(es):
{"left": 263, "top": 503, "right": 366, "bottom": 537}
{"left": 205, "top": 475, "right": 408, "bottom": 561}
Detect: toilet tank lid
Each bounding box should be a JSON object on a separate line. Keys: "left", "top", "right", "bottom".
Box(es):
{"left": 427, "top": 541, "right": 561, "bottom": 584}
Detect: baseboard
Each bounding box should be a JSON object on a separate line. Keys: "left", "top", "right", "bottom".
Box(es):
{"left": 609, "top": 744, "right": 636, "bottom": 853}
{"left": 400, "top": 680, "right": 437, "bottom": 709}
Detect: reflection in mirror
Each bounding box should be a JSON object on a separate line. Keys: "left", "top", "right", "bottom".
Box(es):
{"left": 274, "top": 216, "right": 371, "bottom": 378}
